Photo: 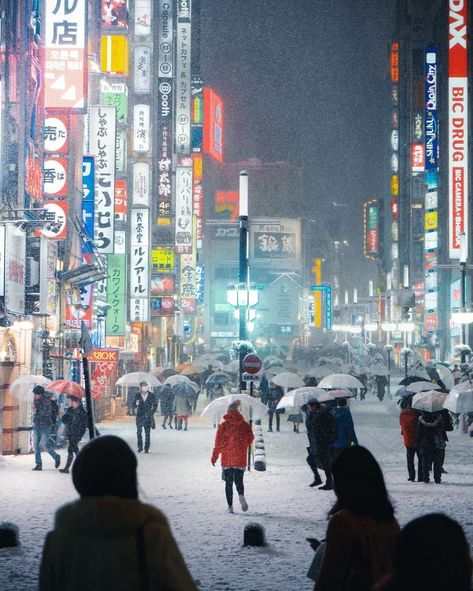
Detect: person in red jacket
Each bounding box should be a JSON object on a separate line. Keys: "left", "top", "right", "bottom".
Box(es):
{"left": 399, "top": 398, "right": 420, "bottom": 482}
{"left": 211, "top": 400, "right": 254, "bottom": 513}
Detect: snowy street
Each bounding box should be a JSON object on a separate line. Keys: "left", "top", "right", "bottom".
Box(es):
{"left": 1, "top": 392, "right": 473, "bottom": 591}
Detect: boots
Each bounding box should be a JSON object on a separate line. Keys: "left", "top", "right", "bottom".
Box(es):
{"left": 60, "top": 454, "right": 73, "bottom": 474}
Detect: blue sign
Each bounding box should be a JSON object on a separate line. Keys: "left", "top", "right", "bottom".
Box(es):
{"left": 424, "top": 47, "right": 438, "bottom": 172}
{"left": 310, "top": 285, "right": 332, "bottom": 330}
{"left": 82, "top": 156, "right": 95, "bottom": 251}
{"left": 196, "top": 263, "right": 205, "bottom": 305}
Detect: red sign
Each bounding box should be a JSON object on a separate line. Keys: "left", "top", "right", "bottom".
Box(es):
{"left": 215, "top": 191, "right": 239, "bottom": 220}
{"left": 38, "top": 201, "right": 68, "bottom": 240}
{"left": 242, "top": 354, "right": 262, "bottom": 375}
{"left": 90, "top": 349, "right": 119, "bottom": 362}
{"left": 114, "top": 179, "right": 128, "bottom": 221}
{"left": 180, "top": 297, "right": 196, "bottom": 314}
{"left": 25, "top": 144, "right": 43, "bottom": 203}
{"left": 411, "top": 144, "right": 425, "bottom": 171}
{"left": 390, "top": 42, "right": 399, "bottom": 82}
{"left": 44, "top": 157, "right": 68, "bottom": 196}
{"left": 91, "top": 360, "right": 116, "bottom": 399}
{"left": 203, "top": 87, "right": 224, "bottom": 162}
{"left": 44, "top": 116, "right": 69, "bottom": 153}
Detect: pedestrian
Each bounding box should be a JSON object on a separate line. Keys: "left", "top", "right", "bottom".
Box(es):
{"left": 259, "top": 374, "right": 270, "bottom": 405}
{"left": 134, "top": 381, "right": 158, "bottom": 453}
{"left": 416, "top": 411, "right": 444, "bottom": 483}
{"left": 173, "top": 393, "right": 192, "bottom": 431}
{"left": 39, "top": 435, "right": 197, "bottom": 590}
{"left": 211, "top": 400, "right": 254, "bottom": 513}
{"left": 159, "top": 383, "right": 175, "bottom": 429}
{"left": 312, "top": 446, "right": 400, "bottom": 591}
{"left": 375, "top": 375, "right": 388, "bottom": 401}
{"left": 59, "top": 396, "right": 88, "bottom": 474}
{"left": 31, "top": 385, "right": 61, "bottom": 471}
{"left": 452, "top": 363, "right": 462, "bottom": 385}
{"left": 305, "top": 400, "right": 338, "bottom": 490}
{"left": 331, "top": 398, "right": 358, "bottom": 458}
{"left": 267, "top": 383, "right": 283, "bottom": 432}
{"left": 373, "top": 513, "right": 472, "bottom": 591}
{"left": 358, "top": 371, "right": 368, "bottom": 400}
{"left": 126, "top": 386, "right": 138, "bottom": 416}
{"left": 399, "top": 397, "right": 420, "bottom": 482}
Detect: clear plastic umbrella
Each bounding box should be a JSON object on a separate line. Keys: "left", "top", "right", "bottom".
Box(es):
{"left": 164, "top": 374, "right": 192, "bottom": 387}
{"left": 443, "top": 382, "right": 473, "bottom": 413}
{"left": 270, "top": 372, "right": 304, "bottom": 391}
{"left": 276, "top": 387, "right": 333, "bottom": 409}
{"left": 9, "top": 375, "right": 52, "bottom": 400}
{"left": 201, "top": 394, "right": 268, "bottom": 421}
{"left": 405, "top": 381, "right": 441, "bottom": 394}
{"left": 317, "top": 373, "right": 363, "bottom": 390}
{"left": 435, "top": 364, "right": 454, "bottom": 391}
{"left": 115, "top": 372, "right": 161, "bottom": 388}
{"left": 305, "top": 366, "right": 340, "bottom": 378}
{"left": 412, "top": 390, "right": 448, "bottom": 413}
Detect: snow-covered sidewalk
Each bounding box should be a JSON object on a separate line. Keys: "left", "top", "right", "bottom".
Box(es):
{"left": 1, "top": 395, "right": 472, "bottom": 591}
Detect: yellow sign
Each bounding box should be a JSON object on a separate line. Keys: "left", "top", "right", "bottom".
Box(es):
{"left": 101, "top": 35, "right": 129, "bottom": 75}
{"left": 391, "top": 175, "right": 399, "bottom": 197}
{"left": 312, "top": 258, "right": 322, "bottom": 328}
{"left": 424, "top": 211, "right": 438, "bottom": 231}
{"left": 151, "top": 248, "right": 175, "bottom": 273}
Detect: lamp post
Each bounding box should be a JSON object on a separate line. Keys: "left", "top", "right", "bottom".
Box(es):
{"left": 239, "top": 171, "right": 249, "bottom": 390}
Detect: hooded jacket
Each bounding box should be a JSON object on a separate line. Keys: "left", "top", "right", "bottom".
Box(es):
{"left": 399, "top": 408, "right": 419, "bottom": 448}
{"left": 416, "top": 414, "right": 443, "bottom": 451}
{"left": 331, "top": 407, "right": 358, "bottom": 449}
{"left": 39, "top": 496, "right": 197, "bottom": 591}
{"left": 211, "top": 410, "right": 254, "bottom": 468}
{"left": 33, "top": 395, "right": 54, "bottom": 428}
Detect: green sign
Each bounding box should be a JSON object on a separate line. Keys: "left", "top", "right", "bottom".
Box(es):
{"left": 100, "top": 84, "right": 128, "bottom": 123}
{"left": 106, "top": 254, "right": 126, "bottom": 336}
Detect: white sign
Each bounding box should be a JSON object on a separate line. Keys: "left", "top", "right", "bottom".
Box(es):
{"left": 158, "top": 0, "right": 173, "bottom": 77}
{"left": 0, "top": 225, "right": 5, "bottom": 296}
{"left": 39, "top": 238, "right": 57, "bottom": 315}
{"left": 43, "top": 159, "right": 67, "bottom": 195}
{"left": 175, "top": 21, "right": 192, "bottom": 154}
{"left": 132, "top": 163, "right": 150, "bottom": 207}
{"left": 133, "top": 104, "right": 150, "bottom": 153}
{"left": 44, "top": 117, "right": 68, "bottom": 152}
{"left": 135, "top": 0, "right": 152, "bottom": 36}
{"left": 4, "top": 226, "right": 26, "bottom": 315}
{"left": 89, "top": 106, "right": 116, "bottom": 254}
{"left": 130, "top": 209, "right": 149, "bottom": 310}
{"left": 175, "top": 167, "right": 193, "bottom": 253}
{"left": 134, "top": 46, "right": 151, "bottom": 93}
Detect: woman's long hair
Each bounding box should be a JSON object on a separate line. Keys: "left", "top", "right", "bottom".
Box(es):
{"left": 330, "top": 446, "right": 394, "bottom": 522}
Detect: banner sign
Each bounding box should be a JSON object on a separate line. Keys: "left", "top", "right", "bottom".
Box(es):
{"left": 133, "top": 104, "right": 150, "bottom": 152}
{"left": 363, "top": 200, "right": 379, "bottom": 259}
{"left": 151, "top": 247, "right": 175, "bottom": 272}
{"left": 106, "top": 254, "right": 126, "bottom": 336}
{"left": 134, "top": 46, "right": 152, "bottom": 93}
{"left": 130, "top": 209, "right": 149, "bottom": 321}
{"left": 411, "top": 144, "right": 425, "bottom": 172}
{"left": 195, "top": 263, "right": 205, "bottom": 305}
{"left": 100, "top": 82, "right": 128, "bottom": 123}
{"left": 101, "top": 0, "right": 128, "bottom": 29}
{"left": 101, "top": 35, "right": 129, "bottom": 75}
{"left": 135, "top": 0, "right": 152, "bottom": 36}
{"left": 132, "top": 162, "right": 150, "bottom": 207}
{"left": 4, "top": 226, "right": 26, "bottom": 315}
{"left": 203, "top": 87, "right": 224, "bottom": 162}
{"left": 424, "top": 48, "right": 438, "bottom": 172}
{"left": 89, "top": 106, "right": 116, "bottom": 254}
{"left": 82, "top": 156, "right": 95, "bottom": 240}
{"left": 44, "top": 0, "right": 87, "bottom": 111}
{"left": 39, "top": 238, "right": 57, "bottom": 315}
{"left": 448, "top": 0, "right": 468, "bottom": 259}
{"left": 180, "top": 253, "right": 196, "bottom": 299}
{"left": 91, "top": 360, "right": 116, "bottom": 400}
{"left": 39, "top": 201, "right": 68, "bottom": 241}
{"left": 175, "top": 167, "right": 193, "bottom": 253}
{"left": 114, "top": 179, "right": 128, "bottom": 222}
{"left": 175, "top": 20, "right": 192, "bottom": 154}
{"left": 44, "top": 116, "right": 69, "bottom": 153}
{"left": 158, "top": 0, "right": 173, "bottom": 76}
{"left": 157, "top": 80, "right": 173, "bottom": 222}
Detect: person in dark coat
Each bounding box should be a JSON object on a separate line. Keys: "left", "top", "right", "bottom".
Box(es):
{"left": 259, "top": 375, "right": 270, "bottom": 405}
{"left": 266, "top": 383, "right": 284, "bottom": 432}
{"left": 134, "top": 382, "right": 158, "bottom": 453}
{"left": 331, "top": 399, "right": 358, "bottom": 459}
{"left": 399, "top": 398, "right": 420, "bottom": 481}
{"left": 416, "top": 412, "right": 444, "bottom": 484}
{"left": 306, "top": 400, "right": 338, "bottom": 490}
{"left": 59, "top": 396, "right": 88, "bottom": 474}
{"left": 32, "top": 385, "right": 61, "bottom": 471}
{"left": 376, "top": 375, "right": 388, "bottom": 401}
{"left": 159, "top": 384, "right": 175, "bottom": 429}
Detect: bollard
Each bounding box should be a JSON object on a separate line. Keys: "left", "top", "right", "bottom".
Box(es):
{"left": 243, "top": 522, "right": 266, "bottom": 547}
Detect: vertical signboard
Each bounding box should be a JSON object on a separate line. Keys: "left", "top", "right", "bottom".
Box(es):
{"left": 203, "top": 87, "right": 224, "bottom": 162}
{"left": 4, "top": 226, "right": 26, "bottom": 315}
{"left": 82, "top": 156, "right": 95, "bottom": 241}
{"left": 135, "top": 0, "right": 152, "bottom": 36}
{"left": 157, "top": 80, "right": 173, "bottom": 223}
{"left": 158, "top": 0, "right": 173, "bottom": 77}
{"left": 89, "top": 106, "right": 116, "bottom": 254}
{"left": 39, "top": 239, "right": 57, "bottom": 315}
{"left": 132, "top": 163, "right": 150, "bottom": 207}
{"left": 130, "top": 208, "right": 149, "bottom": 321}
{"left": 424, "top": 48, "right": 438, "bottom": 171}
{"left": 44, "top": 0, "right": 87, "bottom": 111}
{"left": 448, "top": 0, "right": 468, "bottom": 259}
{"left": 363, "top": 200, "right": 379, "bottom": 259}
{"left": 175, "top": 167, "right": 193, "bottom": 253}
{"left": 175, "top": 4, "right": 192, "bottom": 155}
{"left": 134, "top": 46, "right": 152, "bottom": 93}
{"left": 133, "top": 104, "right": 150, "bottom": 152}
{"left": 106, "top": 254, "right": 126, "bottom": 336}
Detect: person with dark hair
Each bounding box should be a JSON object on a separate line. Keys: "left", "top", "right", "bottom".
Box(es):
{"left": 399, "top": 397, "right": 420, "bottom": 481}
{"left": 134, "top": 381, "right": 158, "bottom": 453}
{"left": 211, "top": 400, "right": 254, "bottom": 513}
{"left": 32, "top": 385, "right": 61, "bottom": 471}
{"left": 416, "top": 411, "right": 444, "bottom": 484}
{"left": 159, "top": 383, "right": 175, "bottom": 429}
{"left": 39, "top": 435, "right": 197, "bottom": 590}
{"left": 314, "top": 446, "right": 400, "bottom": 591}
{"left": 305, "top": 400, "right": 338, "bottom": 490}
{"left": 373, "top": 513, "right": 472, "bottom": 591}
{"left": 331, "top": 398, "right": 358, "bottom": 458}
{"left": 59, "top": 396, "right": 88, "bottom": 474}
{"left": 266, "top": 383, "right": 283, "bottom": 432}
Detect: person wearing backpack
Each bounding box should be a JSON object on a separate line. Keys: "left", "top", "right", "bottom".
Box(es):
{"left": 32, "top": 385, "right": 61, "bottom": 471}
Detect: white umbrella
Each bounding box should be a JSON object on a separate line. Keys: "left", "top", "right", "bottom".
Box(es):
{"left": 436, "top": 364, "right": 455, "bottom": 391}
{"left": 224, "top": 360, "right": 240, "bottom": 373}
{"left": 201, "top": 394, "right": 268, "bottom": 421}
{"left": 263, "top": 355, "right": 284, "bottom": 368}
{"left": 9, "top": 375, "right": 53, "bottom": 400}
{"left": 276, "top": 387, "right": 333, "bottom": 409}
{"left": 412, "top": 390, "right": 448, "bottom": 413}
{"left": 368, "top": 365, "right": 390, "bottom": 377}
{"left": 408, "top": 367, "right": 431, "bottom": 381}
{"left": 116, "top": 372, "right": 161, "bottom": 388}
{"left": 164, "top": 374, "right": 192, "bottom": 387}
{"left": 305, "top": 366, "right": 339, "bottom": 378}
{"left": 405, "top": 381, "right": 441, "bottom": 394}
{"left": 264, "top": 366, "right": 285, "bottom": 377}
{"left": 443, "top": 382, "right": 473, "bottom": 413}
{"left": 270, "top": 372, "right": 304, "bottom": 390}
{"left": 194, "top": 354, "right": 223, "bottom": 370}
{"left": 318, "top": 373, "right": 363, "bottom": 390}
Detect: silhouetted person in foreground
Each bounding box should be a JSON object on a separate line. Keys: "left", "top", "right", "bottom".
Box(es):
{"left": 313, "top": 446, "right": 400, "bottom": 591}
{"left": 373, "top": 513, "right": 472, "bottom": 591}
{"left": 39, "top": 435, "right": 197, "bottom": 590}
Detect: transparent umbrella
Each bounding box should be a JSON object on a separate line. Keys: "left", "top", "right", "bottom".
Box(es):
{"left": 276, "top": 387, "right": 333, "bottom": 409}
{"left": 318, "top": 373, "right": 363, "bottom": 390}
{"left": 405, "top": 381, "right": 441, "bottom": 394}
{"left": 270, "top": 372, "right": 304, "bottom": 391}
{"left": 435, "top": 364, "right": 454, "bottom": 391}
{"left": 443, "top": 382, "right": 473, "bottom": 413}
{"left": 116, "top": 372, "right": 161, "bottom": 388}
{"left": 201, "top": 394, "right": 268, "bottom": 421}
{"left": 164, "top": 374, "right": 192, "bottom": 387}
{"left": 412, "top": 390, "right": 448, "bottom": 413}
{"left": 10, "top": 375, "right": 52, "bottom": 401}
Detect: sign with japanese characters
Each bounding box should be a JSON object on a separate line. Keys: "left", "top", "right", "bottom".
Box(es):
{"left": 82, "top": 156, "right": 95, "bottom": 240}
{"left": 43, "top": 157, "right": 68, "bottom": 196}
{"left": 150, "top": 274, "right": 175, "bottom": 296}
{"left": 101, "top": 0, "right": 128, "bottom": 29}
{"left": 175, "top": 167, "right": 193, "bottom": 253}
{"left": 158, "top": 0, "right": 173, "bottom": 76}
{"left": 150, "top": 296, "right": 175, "bottom": 317}
{"left": 116, "top": 130, "right": 127, "bottom": 171}
{"left": 424, "top": 48, "right": 438, "bottom": 172}
{"left": 4, "top": 226, "right": 26, "bottom": 315}
{"left": 151, "top": 247, "right": 175, "bottom": 272}
{"left": 195, "top": 263, "right": 204, "bottom": 305}
{"left": 157, "top": 80, "right": 173, "bottom": 223}
{"left": 130, "top": 209, "right": 149, "bottom": 321}
{"left": 100, "top": 82, "right": 128, "bottom": 123}
{"left": 39, "top": 201, "right": 68, "bottom": 240}
{"left": 250, "top": 219, "right": 301, "bottom": 266}
{"left": 106, "top": 253, "right": 126, "bottom": 336}
{"left": 193, "top": 154, "right": 203, "bottom": 248}
{"left": 132, "top": 162, "right": 150, "bottom": 207}
{"left": 44, "top": 116, "right": 69, "bottom": 152}
{"left": 179, "top": 253, "right": 196, "bottom": 301}
{"left": 175, "top": 20, "right": 192, "bottom": 154}
{"left": 89, "top": 106, "right": 116, "bottom": 254}
{"left": 133, "top": 104, "right": 150, "bottom": 152}
{"left": 135, "top": 0, "right": 152, "bottom": 36}
{"left": 44, "top": 0, "right": 88, "bottom": 111}
{"left": 114, "top": 179, "right": 128, "bottom": 221}
{"left": 39, "top": 238, "right": 57, "bottom": 315}
{"left": 101, "top": 35, "right": 129, "bottom": 75}
{"left": 134, "top": 46, "right": 151, "bottom": 93}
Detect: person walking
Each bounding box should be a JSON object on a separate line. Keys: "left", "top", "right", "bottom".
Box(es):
{"left": 399, "top": 398, "right": 420, "bottom": 481}
{"left": 267, "top": 383, "right": 283, "bottom": 432}
{"left": 173, "top": 393, "right": 192, "bottom": 431}
{"left": 211, "top": 400, "right": 254, "bottom": 513}
{"left": 39, "top": 435, "right": 197, "bottom": 590}
{"left": 159, "top": 383, "right": 175, "bottom": 429}
{"left": 312, "top": 446, "right": 400, "bottom": 591}
{"left": 32, "top": 385, "right": 61, "bottom": 471}
{"left": 259, "top": 374, "right": 270, "bottom": 405}
{"left": 305, "top": 400, "right": 338, "bottom": 490}
{"left": 134, "top": 381, "right": 158, "bottom": 454}
{"left": 59, "top": 396, "right": 88, "bottom": 474}
{"left": 331, "top": 398, "right": 358, "bottom": 459}
{"left": 416, "top": 411, "right": 444, "bottom": 484}
{"left": 375, "top": 375, "right": 388, "bottom": 401}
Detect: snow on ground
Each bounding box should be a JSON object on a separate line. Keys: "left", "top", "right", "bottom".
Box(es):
{"left": 1, "top": 385, "right": 473, "bottom": 591}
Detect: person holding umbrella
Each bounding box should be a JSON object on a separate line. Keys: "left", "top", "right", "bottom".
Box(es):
{"left": 331, "top": 398, "right": 358, "bottom": 459}
{"left": 32, "top": 385, "right": 61, "bottom": 471}
{"left": 305, "top": 400, "right": 338, "bottom": 490}
{"left": 211, "top": 400, "right": 254, "bottom": 513}
{"left": 59, "top": 396, "right": 88, "bottom": 474}
{"left": 399, "top": 397, "right": 420, "bottom": 481}
{"left": 416, "top": 412, "right": 444, "bottom": 483}
{"left": 159, "top": 383, "right": 175, "bottom": 429}
{"left": 134, "top": 381, "right": 158, "bottom": 453}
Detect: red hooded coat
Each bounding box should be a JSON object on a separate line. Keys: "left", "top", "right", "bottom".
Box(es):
{"left": 211, "top": 410, "right": 254, "bottom": 468}
{"left": 399, "top": 408, "right": 419, "bottom": 448}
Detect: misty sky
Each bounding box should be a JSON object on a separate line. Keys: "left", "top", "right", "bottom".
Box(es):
{"left": 201, "top": 0, "right": 396, "bottom": 290}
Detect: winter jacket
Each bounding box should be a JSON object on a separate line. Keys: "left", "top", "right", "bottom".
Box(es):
{"left": 33, "top": 396, "right": 54, "bottom": 428}
{"left": 39, "top": 496, "right": 197, "bottom": 591}
{"left": 416, "top": 414, "right": 444, "bottom": 451}
{"left": 331, "top": 407, "right": 358, "bottom": 449}
{"left": 61, "top": 405, "right": 88, "bottom": 444}
{"left": 174, "top": 395, "right": 192, "bottom": 417}
{"left": 399, "top": 409, "right": 419, "bottom": 448}
{"left": 316, "top": 509, "right": 400, "bottom": 591}
{"left": 306, "top": 407, "right": 338, "bottom": 453}
{"left": 266, "top": 386, "right": 283, "bottom": 413}
{"left": 211, "top": 410, "right": 254, "bottom": 468}
{"left": 259, "top": 376, "right": 270, "bottom": 404}
{"left": 134, "top": 392, "right": 158, "bottom": 427}
{"left": 160, "top": 386, "right": 175, "bottom": 415}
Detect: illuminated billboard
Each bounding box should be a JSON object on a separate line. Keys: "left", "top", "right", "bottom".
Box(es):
{"left": 203, "top": 87, "right": 224, "bottom": 162}
{"left": 363, "top": 200, "right": 379, "bottom": 260}
{"left": 101, "top": 35, "right": 129, "bottom": 75}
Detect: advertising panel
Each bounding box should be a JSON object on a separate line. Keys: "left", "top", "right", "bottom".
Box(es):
{"left": 180, "top": 253, "right": 196, "bottom": 299}
{"left": 116, "top": 130, "right": 127, "bottom": 171}
{"left": 39, "top": 239, "right": 57, "bottom": 315}
{"left": 101, "top": 0, "right": 128, "bottom": 28}
{"left": 195, "top": 263, "right": 204, "bottom": 305}
{"left": 151, "top": 275, "right": 175, "bottom": 296}
{"left": 150, "top": 296, "right": 175, "bottom": 317}
{"left": 390, "top": 42, "right": 399, "bottom": 82}
{"left": 133, "top": 104, "right": 150, "bottom": 152}
{"left": 249, "top": 219, "right": 301, "bottom": 266}
{"left": 158, "top": 0, "right": 173, "bottom": 77}
{"left": 101, "top": 35, "right": 129, "bottom": 75}
{"left": 134, "top": 46, "right": 151, "bottom": 93}
{"left": 175, "top": 20, "right": 192, "bottom": 155}
{"left": 44, "top": 116, "right": 69, "bottom": 153}
{"left": 100, "top": 82, "right": 128, "bottom": 123}
{"left": 82, "top": 156, "right": 95, "bottom": 240}
{"left": 411, "top": 144, "right": 425, "bottom": 172}
{"left": 89, "top": 106, "right": 116, "bottom": 254}
{"left": 39, "top": 201, "right": 68, "bottom": 241}
{"left": 130, "top": 209, "right": 149, "bottom": 321}
{"left": 448, "top": 0, "right": 468, "bottom": 259}
{"left": 425, "top": 48, "right": 438, "bottom": 171}
{"left": 151, "top": 247, "right": 175, "bottom": 272}
{"left": 157, "top": 80, "right": 173, "bottom": 222}
{"left": 132, "top": 162, "right": 150, "bottom": 206}
{"left": 114, "top": 179, "right": 128, "bottom": 222}
{"left": 4, "top": 226, "right": 26, "bottom": 315}
{"left": 215, "top": 191, "right": 239, "bottom": 220}
{"left": 203, "top": 87, "right": 224, "bottom": 162}
{"left": 44, "top": 0, "right": 87, "bottom": 111}
{"left": 43, "top": 157, "right": 68, "bottom": 196}
{"left": 175, "top": 167, "right": 193, "bottom": 253}
{"left": 106, "top": 254, "right": 126, "bottom": 336}
{"left": 363, "top": 200, "right": 379, "bottom": 259}
{"left": 193, "top": 154, "right": 203, "bottom": 248}
{"left": 135, "top": 0, "right": 152, "bottom": 36}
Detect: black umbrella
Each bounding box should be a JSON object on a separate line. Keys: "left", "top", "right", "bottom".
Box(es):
{"left": 398, "top": 376, "right": 429, "bottom": 387}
